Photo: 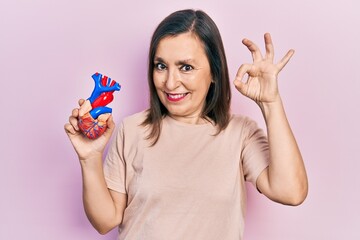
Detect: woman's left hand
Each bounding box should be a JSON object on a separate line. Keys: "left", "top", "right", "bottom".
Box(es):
{"left": 233, "top": 33, "right": 294, "bottom": 104}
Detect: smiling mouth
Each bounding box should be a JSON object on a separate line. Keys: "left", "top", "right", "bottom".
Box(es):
{"left": 166, "top": 92, "right": 189, "bottom": 102}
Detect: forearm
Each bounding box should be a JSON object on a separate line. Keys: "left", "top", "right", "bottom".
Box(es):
{"left": 259, "top": 97, "right": 308, "bottom": 205}
{"left": 80, "top": 155, "right": 122, "bottom": 234}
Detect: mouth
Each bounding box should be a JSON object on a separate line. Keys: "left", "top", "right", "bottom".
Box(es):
{"left": 165, "top": 92, "right": 189, "bottom": 102}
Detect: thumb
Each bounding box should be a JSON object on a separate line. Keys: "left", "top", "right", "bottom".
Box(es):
{"left": 233, "top": 79, "right": 247, "bottom": 95}
{"left": 102, "top": 115, "right": 116, "bottom": 139}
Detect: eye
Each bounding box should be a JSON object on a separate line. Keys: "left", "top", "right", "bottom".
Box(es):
{"left": 154, "top": 62, "right": 167, "bottom": 71}
{"left": 180, "top": 64, "right": 194, "bottom": 72}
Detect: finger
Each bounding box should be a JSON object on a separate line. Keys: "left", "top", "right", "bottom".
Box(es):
{"left": 233, "top": 78, "right": 248, "bottom": 95}
{"left": 78, "top": 99, "right": 85, "bottom": 106}
{"left": 70, "top": 108, "right": 80, "bottom": 131}
{"left": 242, "top": 38, "right": 263, "bottom": 62}
{"left": 64, "top": 123, "right": 76, "bottom": 135}
{"left": 78, "top": 100, "right": 92, "bottom": 117}
{"left": 69, "top": 115, "right": 80, "bottom": 131}
{"left": 107, "top": 115, "right": 115, "bottom": 131}
{"left": 102, "top": 115, "right": 115, "bottom": 139}
{"left": 234, "top": 63, "right": 252, "bottom": 83}
{"left": 233, "top": 64, "right": 252, "bottom": 95}
{"left": 277, "top": 49, "right": 295, "bottom": 71}
{"left": 72, "top": 108, "right": 79, "bottom": 118}
{"left": 264, "top": 33, "right": 274, "bottom": 61}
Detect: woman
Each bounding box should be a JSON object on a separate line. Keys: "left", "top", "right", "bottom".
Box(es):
{"left": 65, "top": 9, "right": 308, "bottom": 239}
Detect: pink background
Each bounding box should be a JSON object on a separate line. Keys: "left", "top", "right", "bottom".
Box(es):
{"left": 1, "top": 0, "right": 359, "bottom": 239}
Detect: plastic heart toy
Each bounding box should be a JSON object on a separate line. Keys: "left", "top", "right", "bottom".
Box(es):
{"left": 78, "top": 72, "right": 121, "bottom": 139}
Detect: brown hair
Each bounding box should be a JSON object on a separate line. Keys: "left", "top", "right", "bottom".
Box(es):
{"left": 142, "top": 9, "right": 231, "bottom": 145}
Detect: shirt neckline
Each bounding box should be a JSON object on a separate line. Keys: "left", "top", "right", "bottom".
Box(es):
{"left": 163, "top": 115, "right": 215, "bottom": 128}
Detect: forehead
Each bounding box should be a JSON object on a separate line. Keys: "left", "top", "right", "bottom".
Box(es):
{"left": 155, "top": 32, "right": 207, "bottom": 61}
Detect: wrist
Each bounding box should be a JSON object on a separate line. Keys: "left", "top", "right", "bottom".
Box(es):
{"left": 257, "top": 96, "right": 284, "bottom": 119}
{"left": 79, "top": 153, "right": 103, "bottom": 168}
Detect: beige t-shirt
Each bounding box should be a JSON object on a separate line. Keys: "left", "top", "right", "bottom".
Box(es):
{"left": 104, "top": 111, "right": 269, "bottom": 240}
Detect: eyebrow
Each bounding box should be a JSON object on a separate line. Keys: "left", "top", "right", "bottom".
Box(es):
{"left": 154, "top": 56, "right": 195, "bottom": 65}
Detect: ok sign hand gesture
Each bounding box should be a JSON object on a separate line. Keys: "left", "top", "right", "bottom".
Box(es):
{"left": 234, "top": 33, "right": 294, "bottom": 104}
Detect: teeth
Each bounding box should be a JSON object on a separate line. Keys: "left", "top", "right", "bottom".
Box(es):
{"left": 168, "top": 93, "right": 186, "bottom": 99}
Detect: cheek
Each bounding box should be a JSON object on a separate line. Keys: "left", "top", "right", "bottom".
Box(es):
{"left": 153, "top": 72, "right": 164, "bottom": 88}
{"left": 187, "top": 73, "right": 212, "bottom": 93}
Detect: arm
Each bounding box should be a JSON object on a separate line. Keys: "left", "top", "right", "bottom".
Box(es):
{"left": 80, "top": 154, "right": 127, "bottom": 234}
{"left": 64, "top": 99, "right": 127, "bottom": 233}
{"left": 257, "top": 97, "right": 308, "bottom": 205}
{"left": 234, "top": 33, "right": 308, "bottom": 205}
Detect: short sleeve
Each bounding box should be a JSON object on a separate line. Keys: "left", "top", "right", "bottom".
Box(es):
{"left": 103, "top": 122, "right": 127, "bottom": 194}
{"left": 241, "top": 118, "right": 269, "bottom": 187}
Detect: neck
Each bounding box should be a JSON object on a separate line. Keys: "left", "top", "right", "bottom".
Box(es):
{"left": 168, "top": 114, "right": 209, "bottom": 125}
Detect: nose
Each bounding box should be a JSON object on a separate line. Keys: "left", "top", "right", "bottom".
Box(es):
{"left": 165, "top": 69, "right": 180, "bottom": 90}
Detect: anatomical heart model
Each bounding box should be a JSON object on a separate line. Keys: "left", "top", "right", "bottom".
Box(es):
{"left": 78, "top": 72, "right": 121, "bottom": 139}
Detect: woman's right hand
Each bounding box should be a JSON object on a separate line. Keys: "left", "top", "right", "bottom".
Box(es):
{"left": 64, "top": 99, "right": 115, "bottom": 161}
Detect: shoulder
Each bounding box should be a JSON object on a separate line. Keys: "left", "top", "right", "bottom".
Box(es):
{"left": 228, "top": 114, "right": 258, "bottom": 128}
{"left": 226, "top": 114, "right": 265, "bottom": 138}
{"left": 115, "top": 110, "right": 149, "bottom": 140}
{"left": 122, "top": 110, "right": 148, "bottom": 127}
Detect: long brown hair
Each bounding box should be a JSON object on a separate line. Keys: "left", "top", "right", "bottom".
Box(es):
{"left": 142, "top": 9, "right": 231, "bottom": 145}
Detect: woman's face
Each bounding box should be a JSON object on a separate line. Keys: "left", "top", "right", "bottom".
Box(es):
{"left": 153, "top": 32, "right": 212, "bottom": 124}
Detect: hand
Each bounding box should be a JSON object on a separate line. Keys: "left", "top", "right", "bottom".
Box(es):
{"left": 64, "top": 99, "right": 115, "bottom": 161}
{"left": 233, "top": 33, "right": 294, "bottom": 104}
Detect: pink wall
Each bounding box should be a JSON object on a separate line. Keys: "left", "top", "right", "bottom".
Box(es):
{"left": 1, "top": 0, "right": 359, "bottom": 239}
